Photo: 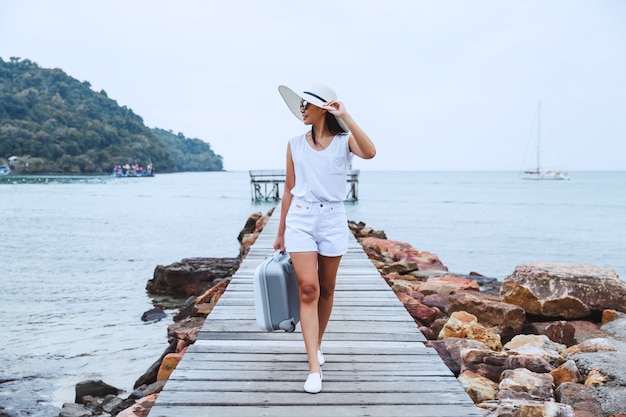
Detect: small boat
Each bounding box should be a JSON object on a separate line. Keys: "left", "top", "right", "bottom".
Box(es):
{"left": 112, "top": 163, "right": 154, "bottom": 178}
{"left": 522, "top": 102, "right": 569, "bottom": 180}
{"left": 0, "top": 166, "right": 10, "bottom": 176}
{"left": 522, "top": 169, "right": 569, "bottom": 180}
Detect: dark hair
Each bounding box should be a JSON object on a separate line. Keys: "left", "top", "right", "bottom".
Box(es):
{"left": 311, "top": 113, "right": 347, "bottom": 144}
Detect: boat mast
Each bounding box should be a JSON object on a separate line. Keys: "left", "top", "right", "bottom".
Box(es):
{"left": 536, "top": 101, "right": 541, "bottom": 172}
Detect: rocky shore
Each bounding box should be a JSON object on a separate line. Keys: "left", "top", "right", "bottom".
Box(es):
{"left": 59, "top": 210, "right": 626, "bottom": 417}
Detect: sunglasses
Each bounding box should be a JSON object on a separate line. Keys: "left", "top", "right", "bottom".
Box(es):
{"left": 299, "top": 100, "right": 310, "bottom": 111}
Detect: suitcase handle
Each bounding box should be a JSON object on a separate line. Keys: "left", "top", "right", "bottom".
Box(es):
{"left": 272, "top": 249, "right": 292, "bottom": 265}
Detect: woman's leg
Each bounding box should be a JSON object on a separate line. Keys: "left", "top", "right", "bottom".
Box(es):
{"left": 317, "top": 254, "right": 341, "bottom": 348}
{"left": 290, "top": 251, "right": 322, "bottom": 374}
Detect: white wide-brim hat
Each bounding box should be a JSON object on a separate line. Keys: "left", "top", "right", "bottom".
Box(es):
{"left": 278, "top": 84, "right": 349, "bottom": 132}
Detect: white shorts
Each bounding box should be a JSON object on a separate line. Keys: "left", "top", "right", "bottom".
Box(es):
{"left": 285, "top": 197, "right": 349, "bottom": 257}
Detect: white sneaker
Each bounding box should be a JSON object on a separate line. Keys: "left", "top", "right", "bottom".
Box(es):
{"left": 317, "top": 350, "right": 325, "bottom": 366}
{"left": 304, "top": 372, "right": 322, "bottom": 394}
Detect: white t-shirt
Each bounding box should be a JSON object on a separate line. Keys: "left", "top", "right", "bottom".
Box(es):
{"left": 289, "top": 132, "right": 353, "bottom": 202}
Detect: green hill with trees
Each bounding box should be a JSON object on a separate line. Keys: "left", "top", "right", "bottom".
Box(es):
{"left": 0, "top": 57, "right": 223, "bottom": 174}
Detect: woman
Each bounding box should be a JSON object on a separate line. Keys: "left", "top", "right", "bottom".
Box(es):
{"left": 274, "top": 84, "right": 376, "bottom": 393}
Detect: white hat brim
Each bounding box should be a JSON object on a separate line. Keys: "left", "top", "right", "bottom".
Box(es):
{"left": 278, "top": 85, "right": 348, "bottom": 132}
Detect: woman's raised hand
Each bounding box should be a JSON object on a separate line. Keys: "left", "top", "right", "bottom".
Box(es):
{"left": 325, "top": 101, "right": 347, "bottom": 119}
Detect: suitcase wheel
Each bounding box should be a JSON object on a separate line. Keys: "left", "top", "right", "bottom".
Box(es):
{"left": 279, "top": 318, "right": 296, "bottom": 333}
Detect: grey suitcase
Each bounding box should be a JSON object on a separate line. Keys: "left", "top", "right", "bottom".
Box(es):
{"left": 254, "top": 250, "right": 300, "bottom": 332}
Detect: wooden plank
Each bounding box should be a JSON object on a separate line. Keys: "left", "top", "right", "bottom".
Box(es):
{"left": 189, "top": 339, "right": 429, "bottom": 352}
{"left": 177, "top": 353, "right": 442, "bottom": 364}
{"left": 154, "top": 390, "right": 473, "bottom": 406}
{"left": 206, "top": 308, "right": 415, "bottom": 319}
{"left": 148, "top": 212, "right": 482, "bottom": 417}
{"left": 197, "top": 320, "right": 420, "bottom": 333}
{"left": 196, "top": 332, "right": 426, "bottom": 342}
{"left": 149, "top": 404, "right": 482, "bottom": 417}
{"left": 161, "top": 379, "right": 470, "bottom": 393}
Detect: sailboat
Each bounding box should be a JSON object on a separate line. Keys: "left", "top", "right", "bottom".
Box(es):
{"left": 522, "top": 101, "right": 569, "bottom": 180}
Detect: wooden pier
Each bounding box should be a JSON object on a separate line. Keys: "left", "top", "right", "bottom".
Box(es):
{"left": 250, "top": 170, "right": 360, "bottom": 201}
{"left": 148, "top": 213, "right": 482, "bottom": 417}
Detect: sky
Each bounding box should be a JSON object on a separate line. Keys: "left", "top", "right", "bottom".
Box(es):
{"left": 1, "top": 0, "right": 625, "bottom": 171}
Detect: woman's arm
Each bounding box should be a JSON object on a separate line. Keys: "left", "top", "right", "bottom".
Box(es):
{"left": 274, "top": 142, "right": 295, "bottom": 253}
{"left": 326, "top": 101, "right": 376, "bottom": 159}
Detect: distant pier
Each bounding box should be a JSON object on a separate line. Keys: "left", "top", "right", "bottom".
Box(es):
{"left": 249, "top": 169, "right": 360, "bottom": 201}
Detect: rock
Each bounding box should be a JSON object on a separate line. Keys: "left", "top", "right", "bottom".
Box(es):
{"left": 527, "top": 320, "right": 577, "bottom": 346}
{"left": 172, "top": 279, "right": 232, "bottom": 321}
{"left": 478, "top": 399, "right": 574, "bottom": 417}
{"left": 550, "top": 360, "right": 582, "bottom": 387}
{"left": 504, "top": 354, "right": 555, "bottom": 373}
{"left": 447, "top": 290, "right": 525, "bottom": 342}
{"left": 419, "top": 276, "right": 480, "bottom": 296}
{"left": 404, "top": 301, "right": 438, "bottom": 325}
{"left": 141, "top": 380, "right": 167, "bottom": 396}
{"left": 348, "top": 220, "right": 387, "bottom": 240}
{"left": 74, "top": 380, "right": 120, "bottom": 403}
{"left": 110, "top": 398, "right": 137, "bottom": 415}
{"left": 460, "top": 348, "right": 508, "bottom": 382}
{"left": 561, "top": 337, "right": 617, "bottom": 356}
{"left": 101, "top": 394, "right": 125, "bottom": 413}
{"left": 426, "top": 338, "right": 489, "bottom": 376}
{"left": 116, "top": 393, "right": 158, "bottom": 417}
{"left": 418, "top": 326, "right": 436, "bottom": 340}
{"left": 360, "top": 237, "right": 448, "bottom": 271}
{"left": 78, "top": 395, "right": 98, "bottom": 409}
{"left": 602, "top": 309, "right": 620, "bottom": 325}
{"left": 409, "top": 269, "right": 454, "bottom": 281}
{"left": 544, "top": 321, "right": 576, "bottom": 346}
{"left": 59, "top": 403, "right": 93, "bottom": 417}
{"left": 502, "top": 334, "right": 566, "bottom": 354}
{"left": 569, "top": 320, "right": 610, "bottom": 343}
{"left": 406, "top": 291, "right": 425, "bottom": 302}
{"left": 134, "top": 338, "right": 178, "bottom": 389}
{"left": 395, "top": 292, "right": 420, "bottom": 304}
{"left": 147, "top": 257, "right": 240, "bottom": 297}
{"left": 555, "top": 382, "right": 605, "bottom": 417}
{"left": 496, "top": 368, "right": 554, "bottom": 401}
{"left": 458, "top": 370, "right": 498, "bottom": 403}
{"left": 236, "top": 211, "right": 262, "bottom": 243}
{"left": 567, "top": 339, "right": 626, "bottom": 416}
{"left": 167, "top": 316, "right": 206, "bottom": 344}
{"left": 141, "top": 307, "right": 167, "bottom": 322}
{"left": 371, "top": 260, "right": 385, "bottom": 270}
{"left": 157, "top": 353, "right": 183, "bottom": 381}
{"left": 237, "top": 211, "right": 272, "bottom": 257}
{"left": 467, "top": 273, "right": 500, "bottom": 294}
{"left": 254, "top": 212, "right": 270, "bottom": 233}
{"left": 584, "top": 367, "right": 608, "bottom": 387}
{"left": 503, "top": 345, "right": 566, "bottom": 368}
{"left": 601, "top": 317, "right": 626, "bottom": 340}
{"left": 240, "top": 233, "right": 260, "bottom": 257}
{"left": 438, "top": 311, "right": 502, "bottom": 351}
{"left": 500, "top": 262, "right": 626, "bottom": 319}
{"left": 381, "top": 260, "right": 418, "bottom": 275}
{"left": 421, "top": 293, "right": 448, "bottom": 311}
{"left": 384, "top": 274, "right": 422, "bottom": 292}
{"left": 196, "top": 278, "right": 230, "bottom": 305}
{"left": 172, "top": 296, "right": 197, "bottom": 322}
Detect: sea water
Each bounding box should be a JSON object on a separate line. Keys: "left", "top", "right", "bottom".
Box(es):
{"left": 0, "top": 171, "right": 624, "bottom": 416}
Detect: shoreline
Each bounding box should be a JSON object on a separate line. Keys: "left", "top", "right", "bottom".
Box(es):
{"left": 58, "top": 209, "right": 626, "bottom": 417}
